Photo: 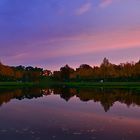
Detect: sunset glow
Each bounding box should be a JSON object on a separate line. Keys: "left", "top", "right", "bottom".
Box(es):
{"left": 0, "top": 0, "right": 140, "bottom": 70}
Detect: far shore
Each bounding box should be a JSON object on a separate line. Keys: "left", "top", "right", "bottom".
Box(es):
{"left": 0, "top": 81, "right": 140, "bottom": 89}
{"left": 0, "top": 82, "right": 35, "bottom": 88}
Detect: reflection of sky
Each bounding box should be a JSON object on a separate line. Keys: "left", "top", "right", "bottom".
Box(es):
{"left": 0, "top": 0, "right": 140, "bottom": 70}
{"left": 0, "top": 95, "right": 140, "bottom": 139}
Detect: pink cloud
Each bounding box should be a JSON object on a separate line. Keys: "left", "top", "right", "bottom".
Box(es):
{"left": 99, "top": 0, "right": 112, "bottom": 8}
{"left": 76, "top": 2, "right": 92, "bottom": 15}
{"left": 2, "top": 25, "right": 140, "bottom": 69}
{"left": 8, "top": 27, "right": 140, "bottom": 62}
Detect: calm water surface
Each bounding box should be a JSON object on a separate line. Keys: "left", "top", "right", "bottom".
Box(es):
{"left": 0, "top": 88, "right": 140, "bottom": 140}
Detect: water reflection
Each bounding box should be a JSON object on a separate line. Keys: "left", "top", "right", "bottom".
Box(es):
{"left": 0, "top": 87, "right": 140, "bottom": 140}
{"left": 0, "top": 88, "right": 140, "bottom": 112}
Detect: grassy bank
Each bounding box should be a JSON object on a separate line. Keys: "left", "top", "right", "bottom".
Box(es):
{"left": 39, "top": 79, "right": 140, "bottom": 89}
{"left": 40, "top": 81, "right": 140, "bottom": 89}
{"left": 62, "top": 82, "right": 140, "bottom": 89}
{"left": 0, "top": 81, "right": 140, "bottom": 89}
{"left": 0, "top": 82, "right": 36, "bottom": 89}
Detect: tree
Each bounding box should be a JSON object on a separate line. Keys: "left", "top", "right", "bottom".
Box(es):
{"left": 100, "top": 58, "right": 113, "bottom": 80}
{"left": 60, "top": 65, "right": 74, "bottom": 81}
{"left": 79, "top": 64, "right": 92, "bottom": 69}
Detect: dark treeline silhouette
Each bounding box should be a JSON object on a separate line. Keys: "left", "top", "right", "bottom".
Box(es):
{"left": 0, "top": 58, "right": 140, "bottom": 82}
{"left": 0, "top": 62, "right": 43, "bottom": 82}
{"left": 53, "top": 58, "right": 140, "bottom": 82}
{"left": 0, "top": 88, "right": 140, "bottom": 112}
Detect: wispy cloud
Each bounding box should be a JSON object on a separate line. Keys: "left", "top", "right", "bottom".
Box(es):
{"left": 76, "top": 2, "right": 91, "bottom": 15}
{"left": 99, "top": 0, "right": 112, "bottom": 8}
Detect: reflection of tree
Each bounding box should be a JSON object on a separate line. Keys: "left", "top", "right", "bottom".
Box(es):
{"left": 52, "top": 88, "right": 140, "bottom": 112}
{"left": 53, "top": 88, "right": 75, "bottom": 101}
{"left": 0, "top": 88, "right": 140, "bottom": 112}
{"left": 76, "top": 89, "right": 140, "bottom": 112}
{"left": 0, "top": 88, "right": 51, "bottom": 106}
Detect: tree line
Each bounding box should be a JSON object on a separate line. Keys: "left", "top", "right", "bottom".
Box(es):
{"left": 0, "top": 58, "right": 140, "bottom": 82}
{"left": 52, "top": 58, "right": 140, "bottom": 82}
{"left": 0, "top": 62, "right": 43, "bottom": 82}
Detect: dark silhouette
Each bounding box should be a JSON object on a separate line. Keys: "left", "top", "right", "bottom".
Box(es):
{"left": 0, "top": 62, "right": 43, "bottom": 82}
{"left": 52, "top": 58, "right": 140, "bottom": 82}
{"left": 0, "top": 58, "right": 140, "bottom": 82}
{"left": 0, "top": 88, "right": 140, "bottom": 112}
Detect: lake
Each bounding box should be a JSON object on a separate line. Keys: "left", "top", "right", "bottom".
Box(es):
{"left": 0, "top": 87, "right": 140, "bottom": 140}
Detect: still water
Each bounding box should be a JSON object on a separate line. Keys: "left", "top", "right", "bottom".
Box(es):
{"left": 0, "top": 88, "right": 140, "bottom": 140}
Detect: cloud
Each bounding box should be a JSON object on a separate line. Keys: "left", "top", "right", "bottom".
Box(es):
{"left": 99, "top": 0, "right": 112, "bottom": 8}
{"left": 76, "top": 2, "right": 91, "bottom": 15}
{"left": 2, "top": 26, "right": 140, "bottom": 70}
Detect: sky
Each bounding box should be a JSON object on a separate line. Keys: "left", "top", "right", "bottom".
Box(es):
{"left": 0, "top": 0, "right": 140, "bottom": 70}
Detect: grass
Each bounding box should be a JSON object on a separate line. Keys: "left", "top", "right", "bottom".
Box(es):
{"left": 0, "top": 82, "right": 36, "bottom": 89}
{"left": 63, "top": 82, "right": 140, "bottom": 89}
{"left": 38, "top": 79, "right": 140, "bottom": 89}
{"left": 0, "top": 81, "right": 140, "bottom": 90}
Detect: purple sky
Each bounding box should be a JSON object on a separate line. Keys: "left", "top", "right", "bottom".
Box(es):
{"left": 0, "top": 0, "right": 140, "bottom": 70}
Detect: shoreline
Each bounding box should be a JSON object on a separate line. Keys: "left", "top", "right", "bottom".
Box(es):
{"left": 0, "top": 81, "right": 140, "bottom": 89}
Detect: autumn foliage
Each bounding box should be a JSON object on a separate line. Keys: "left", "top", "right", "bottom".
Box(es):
{"left": 0, "top": 58, "right": 140, "bottom": 82}
{"left": 53, "top": 58, "right": 140, "bottom": 82}
{"left": 0, "top": 62, "right": 43, "bottom": 82}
